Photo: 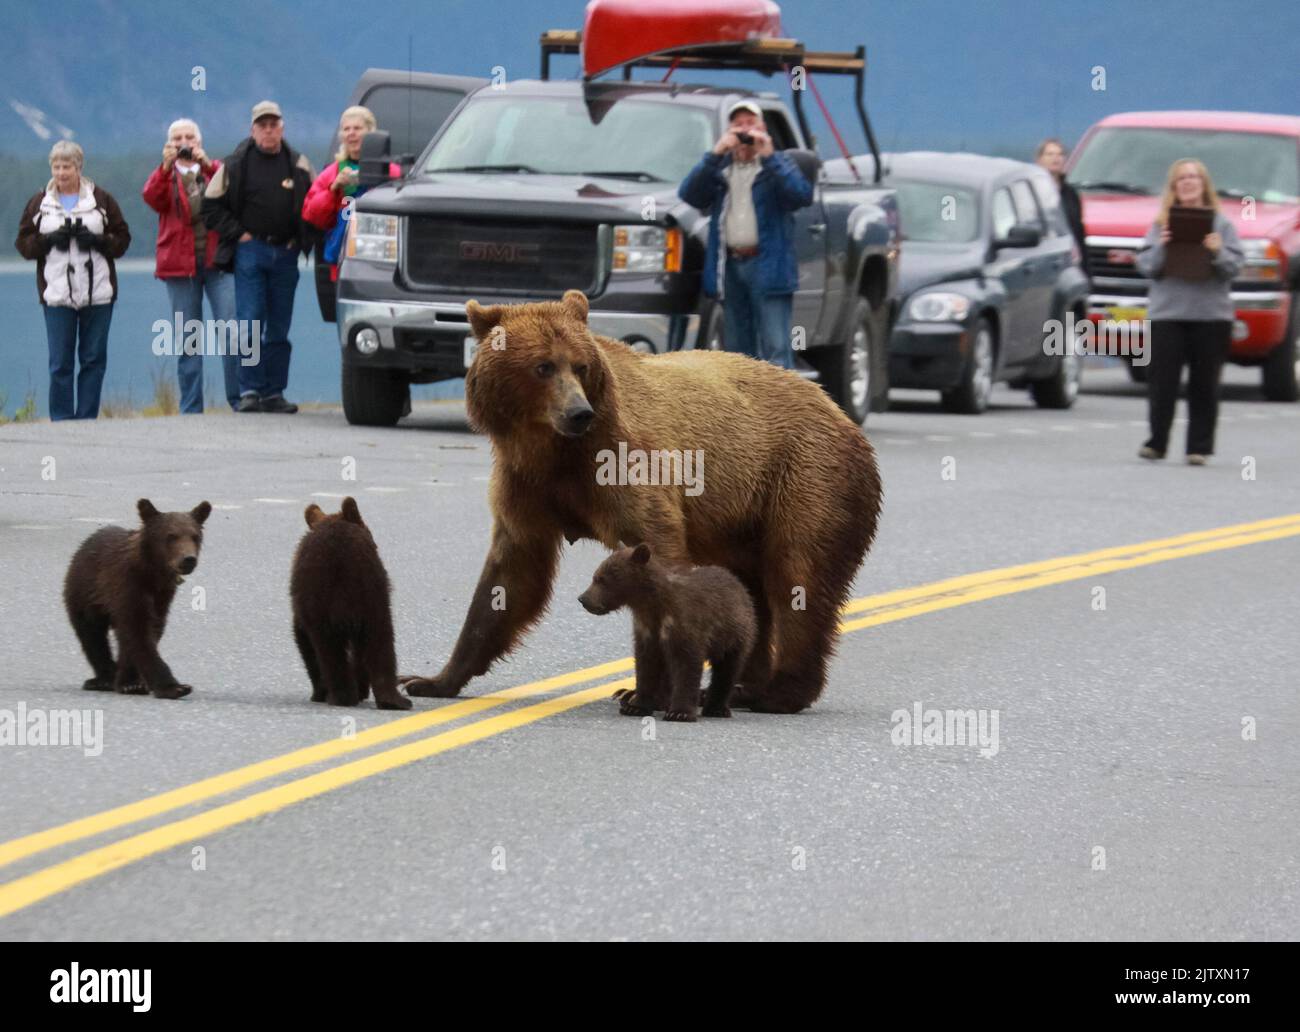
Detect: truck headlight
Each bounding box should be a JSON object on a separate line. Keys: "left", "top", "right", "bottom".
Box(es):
{"left": 1238, "top": 239, "right": 1282, "bottom": 282}
{"left": 612, "top": 225, "right": 681, "bottom": 273}
{"left": 908, "top": 292, "right": 971, "bottom": 322}
{"left": 347, "top": 213, "right": 399, "bottom": 262}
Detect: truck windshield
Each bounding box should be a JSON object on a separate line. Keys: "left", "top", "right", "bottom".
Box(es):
{"left": 1069, "top": 128, "right": 1300, "bottom": 203}
{"left": 893, "top": 182, "right": 979, "bottom": 243}
{"left": 423, "top": 95, "right": 717, "bottom": 184}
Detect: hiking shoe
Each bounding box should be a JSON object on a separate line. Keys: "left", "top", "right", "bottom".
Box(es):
{"left": 260, "top": 395, "right": 299, "bottom": 414}
{"left": 1138, "top": 445, "right": 1165, "bottom": 460}
{"left": 1187, "top": 454, "right": 1208, "bottom": 466}
{"left": 236, "top": 393, "right": 261, "bottom": 413}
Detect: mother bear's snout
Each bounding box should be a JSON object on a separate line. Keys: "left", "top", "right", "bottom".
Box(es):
{"left": 560, "top": 403, "right": 595, "bottom": 436}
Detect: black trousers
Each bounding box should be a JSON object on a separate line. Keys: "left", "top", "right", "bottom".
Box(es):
{"left": 1145, "top": 319, "right": 1232, "bottom": 455}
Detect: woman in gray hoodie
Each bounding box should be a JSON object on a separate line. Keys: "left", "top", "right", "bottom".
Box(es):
{"left": 1134, "top": 159, "right": 1243, "bottom": 464}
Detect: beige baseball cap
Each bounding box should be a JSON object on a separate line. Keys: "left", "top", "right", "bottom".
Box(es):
{"left": 251, "top": 100, "right": 283, "bottom": 123}
{"left": 727, "top": 100, "right": 763, "bottom": 121}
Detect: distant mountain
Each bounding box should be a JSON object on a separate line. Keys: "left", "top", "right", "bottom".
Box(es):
{"left": 3, "top": 0, "right": 1297, "bottom": 163}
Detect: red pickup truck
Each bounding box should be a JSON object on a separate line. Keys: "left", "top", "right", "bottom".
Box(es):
{"left": 1067, "top": 110, "right": 1300, "bottom": 401}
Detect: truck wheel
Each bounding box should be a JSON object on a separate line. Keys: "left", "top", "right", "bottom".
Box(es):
{"left": 1030, "top": 332, "right": 1082, "bottom": 409}
{"left": 941, "top": 317, "right": 995, "bottom": 414}
{"left": 1126, "top": 359, "right": 1148, "bottom": 384}
{"left": 342, "top": 365, "right": 408, "bottom": 426}
{"left": 1261, "top": 291, "right": 1299, "bottom": 402}
{"left": 818, "top": 298, "right": 876, "bottom": 426}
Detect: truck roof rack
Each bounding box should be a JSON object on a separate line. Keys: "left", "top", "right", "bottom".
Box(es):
{"left": 539, "top": 29, "right": 883, "bottom": 182}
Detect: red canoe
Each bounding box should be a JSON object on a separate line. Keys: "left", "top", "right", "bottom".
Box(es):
{"left": 582, "top": 0, "right": 784, "bottom": 79}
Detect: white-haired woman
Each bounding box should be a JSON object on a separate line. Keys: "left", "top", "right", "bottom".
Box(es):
{"left": 142, "top": 118, "right": 239, "bottom": 412}
{"left": 1134, "top": 159, "right": 1244, "bottom": 464}
{"left": 302, "top": 106, "right": 398, "bottom": 281}
{"left": 14, "top": 141, "right": 131, "bottom": 420}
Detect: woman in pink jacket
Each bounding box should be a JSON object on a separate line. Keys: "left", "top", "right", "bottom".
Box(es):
{"left": 142, "top": 119, "right": 239, "bottom": 412}
{"left": 303, "top": 106, "right": 399, "bottom": 283}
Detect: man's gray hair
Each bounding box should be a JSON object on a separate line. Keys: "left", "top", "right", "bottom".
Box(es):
{"left": 49, "top": 140, "right": 84, "bottom": 169}
{"left": 168, "top": 118, "right": 202, "bottom": 143}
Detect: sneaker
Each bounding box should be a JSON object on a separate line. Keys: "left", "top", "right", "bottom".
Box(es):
{"left": 1187, "top": 454, "right": 1208, "bottom": 466}
{"left": 236, "top": 393, "right": 261, "bottom": 413}
{"left": 260, "top": 395, "right": 299, "bottom": 414}
{"left": 1138, "top": 445, "right": 1165, "bottom": 460}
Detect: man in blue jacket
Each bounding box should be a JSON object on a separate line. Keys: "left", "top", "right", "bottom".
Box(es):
{"left": 678, "top": 101, "right": 813, "bottom": 369}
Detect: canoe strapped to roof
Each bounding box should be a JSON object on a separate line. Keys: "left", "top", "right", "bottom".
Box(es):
{"left": 539, "top": 0, "right": 882, "bottom": 181}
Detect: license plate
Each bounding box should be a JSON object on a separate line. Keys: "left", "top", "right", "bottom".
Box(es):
{"left": 464, "top": 334, "right": 478, "bottom": 369}
{"left": 1105, "top": 306, "right": 1147, "bottom": 322}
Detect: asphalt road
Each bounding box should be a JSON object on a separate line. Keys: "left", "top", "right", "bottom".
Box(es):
{"left": 1, "top": 362, "right": 1297, "bottom": 941}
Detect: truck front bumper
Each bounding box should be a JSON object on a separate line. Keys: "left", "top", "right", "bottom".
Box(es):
{"left": 337, "top": 299, "right": 699, "bottom": 378}
{"left": 1086, "top": 290, "right": 1290, "bottom": 363}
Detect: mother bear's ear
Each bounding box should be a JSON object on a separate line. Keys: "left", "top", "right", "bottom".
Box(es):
{"left": 561, "top": 290, "right": 589, "bottom": 324}
{"left": 466, "top": 299, "right": 505, "bottom": 341}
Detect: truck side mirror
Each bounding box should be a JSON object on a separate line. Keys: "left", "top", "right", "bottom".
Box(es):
{"left": 785, "top": 148, "right": 823, "bottom": 186}
{"left": 358, "top": 131, "right": 393, "bottom": 188}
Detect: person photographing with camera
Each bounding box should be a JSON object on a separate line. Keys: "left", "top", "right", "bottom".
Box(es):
{"left": 1134, "top": 159, "right": 1244, "bottom": 465}
{"left": 14, "top": 140, "right": 131, "bottom": 420}
{"left": 143, "top": 119, "right": 238, "bottom": 412}
{"left": 679, "top": 100, "right": 813, "bottom": 369}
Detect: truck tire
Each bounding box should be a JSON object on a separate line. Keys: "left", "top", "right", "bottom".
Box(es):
{"left": 1030, "top": 328, "right": 1082, "bottom": 409}
{"left": 941, "top": 317, "right": 995, "bottom": 414}
{"left": 1261, "top": 290, "right": 1299, "bottom": 402}
{"left": 817, "top": 297, "right": 877, "bottom": 426}
{"left": 342, "top": 365, "right": 408, "bottom": 426}
{"left": 1126, "top": 358, "right": 1148, "bottom": 384}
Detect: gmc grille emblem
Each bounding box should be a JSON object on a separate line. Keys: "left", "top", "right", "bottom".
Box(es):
{"left": 1107, "top": 248, "right": 1137, "bottom": 265}
{"left": 460, "top": 240, "right": 541, "bottom": 264}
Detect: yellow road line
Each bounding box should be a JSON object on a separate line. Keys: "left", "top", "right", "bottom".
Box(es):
{"left": 0, "top": 659, "right": 632, "bottom": 871}
{"left": 2, "top": 512, "right": 1298, "bottom": 919}
{"left": 0, "top": 678, "right": 631, "bottom": 920}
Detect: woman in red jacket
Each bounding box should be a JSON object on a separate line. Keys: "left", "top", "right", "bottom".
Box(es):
{"left": 303, "top": 106, "right": 399, "bottom": 283}
{"left": 142, "top": 119, "right": 239, "bottom": 412}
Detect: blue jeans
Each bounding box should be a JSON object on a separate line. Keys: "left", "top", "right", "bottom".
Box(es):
{"left": 722, "top": 256, "right": 794, "bottom": 369}
{"left": 234, "top": 238, "right": 299, "bottom": 399}
{"left": 163, "top": 266, "right": 238, "bottom": 413}
{"left": 44, "top": 304, "right": 113, "bottom": 420}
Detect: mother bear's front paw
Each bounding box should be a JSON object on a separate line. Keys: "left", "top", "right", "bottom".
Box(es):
{"left": 398, "top": 674, "right": 461, "bottom": 699}
{"left": 617, "top": 692, "right": 655, "bottom": 716}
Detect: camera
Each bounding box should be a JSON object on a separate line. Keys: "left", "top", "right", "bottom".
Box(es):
{"left": 736, "top": 132, "right": 754, "bottom": 145}
{"left": 177, "top": 146, "right": 194, "bottom": 160}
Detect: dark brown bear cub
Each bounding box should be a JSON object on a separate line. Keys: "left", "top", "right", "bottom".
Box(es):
{"left": 578, "top": 543, "right": 756, "bottom": 722}
{"left": 64, "top": 498, "right": 211, "bottom": 699}
{"left": 290, "top": 497, "right": 411, "bottom": 710}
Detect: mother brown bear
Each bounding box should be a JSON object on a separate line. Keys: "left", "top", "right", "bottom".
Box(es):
{"left": 401, "top": 290, "right": 882, "bottom": 713}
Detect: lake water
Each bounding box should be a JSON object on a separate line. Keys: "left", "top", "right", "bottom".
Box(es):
{"left": 0, "top": 259, "right": 464, "bottom": 418}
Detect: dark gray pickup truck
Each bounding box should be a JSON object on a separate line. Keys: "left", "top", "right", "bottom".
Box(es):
{"left": 334, "top": 39, "right": 900, "bottom": 426}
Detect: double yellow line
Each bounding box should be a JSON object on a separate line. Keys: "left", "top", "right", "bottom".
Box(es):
{"left": 2, "top": 512, "right": 1298, "bottom": 920}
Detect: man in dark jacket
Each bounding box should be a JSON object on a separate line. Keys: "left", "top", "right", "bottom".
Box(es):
{"left": 203, "top": 100, "right": 316, "bottom": 413}
{"left": 678, "top": 101, "right": 813, "bottom": 369}
{"left": 1036, "top": 139, "right": 1088, "bottom": 261}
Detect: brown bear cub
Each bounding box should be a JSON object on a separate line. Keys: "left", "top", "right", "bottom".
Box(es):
{"left": 290, "top": 497, "right": 411, "bottom": 710}
{"left": 578, "top": 543, "right": 756, "bottom": 722}
{"left": 64, "top": 499, "right": 211, "bottom": 699}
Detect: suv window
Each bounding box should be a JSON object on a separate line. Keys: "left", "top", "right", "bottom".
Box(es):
{"left": 991, "top": 187, "right": 1017, "bottom": 239}
{"left": 361, "top": 85, "right": 469, "bottom": 159}
{"left": 1009, "top": 179, "right": 1044, "bottom": 231}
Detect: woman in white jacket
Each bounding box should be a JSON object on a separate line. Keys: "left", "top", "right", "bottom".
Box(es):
{"left": 14, "top": 141, "right": 131, "bottom": 420}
